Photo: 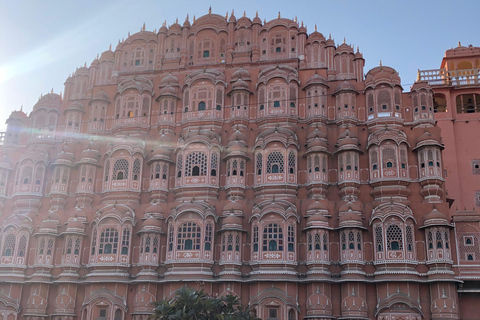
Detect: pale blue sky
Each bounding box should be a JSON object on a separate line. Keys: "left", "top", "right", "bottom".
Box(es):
{"left": 1, "top": 0, "right": 479, "bottom": 130}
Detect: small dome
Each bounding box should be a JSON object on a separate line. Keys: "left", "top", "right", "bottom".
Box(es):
{"left": 307, "top": 31, "right": 326, "bottom": 44}
{"left": 336, "top": 129, "right": 359, "bottom": 150}
{"left": 8, "top": 110, "right": 27, "bottom": 120}
{"left": 33, "top": 93, "right": 62, "bottom": 111}
{"left": 334, "top": 80, "right": 357, "bottom": 94}
{"left": 307, "top": 199, "right": 328, "bottom": 214}
{"left": 65, "top": 216, "right": 85, "bottom": 233}
{"left": 339, "top": 210, "right": 363, "bottom": 228}
{"left": 66, "top": 101, "right": 84, "bottom": 112}
{"left": 223, "top": 200, "right": 244, "bottom": 213}
{"left": 252, "top": 13, "right": 262, "bottom": 25}
{"left": 55, "top": 150, "right": 74, "bottom": 164}
{"left": 307, "top": 126, "right": 327, "bottom": 140}
{"left": 423, "top": 208, "right": 450, "bottom": 227}
{"left": 232, "top": 68, "right": 251, "bottom": 80}
{"left": 161, "top": 74, "right": 179, "bottom": 86}
{"left": 159, "top": 86, "right": 177, "bottom": 97}
{"left": 80, "top": 148, "right": 100, "bottom": 163}
{"left": 415, "top": 129, "right": 443, "bottom": 149}
{"left": 339, "top": 200, "right": 362, "bottom": 213}
{"left": 326, "top": 37, "right": 335, "bottom": 47}
{"left": 228, "top": 12, "right": 236, "bottom": 23}
{"left": 39, "top": 217, "right": 59, "bottom": 234}
{"left": 169, "top": 22, "right": 182, "bottom": 33}
{"left": 222, "top": 213, "right": 242, "bottom": 227}
{"left": 99, "top": 50, "right": 114, "bottom": 61}
{"left": 228, "top": 129, "right": 247, "bottom": 143}
{"left": 232, "top": 78, "right": 249, "bottom": 90}
{"left": 237, "top": 15, "right": 252, "bottom": 27}
{"left": 145, "top": 202, "right": 165, "bottom": 216}
{"left": 143, "top": 214, "right": 163, "bottom": 229}
{"left": 92, "top": 90, "right": 110, "bottom": 102}
{"left": 365, "top": 65, "right": 401, "bottom": 86}
{"left": 183, "top": 18, "right": 191, "bottom": 28}
{"left": 305, "top": 73, "right": 327, "bottom": 88}
{"left": 336, "top": 42, "right": 354, "bottom": 54}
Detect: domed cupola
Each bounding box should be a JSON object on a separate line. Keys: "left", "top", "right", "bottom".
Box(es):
{"left": 252, "top": 11, "right": 262, "bottom": 25}
{"left": 144, "top": 201, "right": 165, "bottom": 219}
{"left": 305, "top": 199, "right": 329, "bottom": 229}
{"left": 336, "top": 128, "right": 360, "bottom": 151}
{"left": 306, "top": 126, "right": 328, "bottom": 152}
{"left": 222, "top": 199, "right": 244, "bottom": 217}
{"left": 306, "top": 29, "right": 326, "bottom": 45}
{"left": 38, "top": 212, "right": 60, "bottom": 235}
{"left": 65, "top": 213, "right": 86, "bottom": 234}
{"left": 338, "top": 200, "right": 363, "bottom": 229}
{"left": 221, "top": 212, "right": 243, "bottom": 231}
{"left": 422, "top": 207, "right": 450, "bottom": 228}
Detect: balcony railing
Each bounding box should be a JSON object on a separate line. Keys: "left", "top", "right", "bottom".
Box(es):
{"left": 417, "top": 68, "right": 480, "bottom": 86}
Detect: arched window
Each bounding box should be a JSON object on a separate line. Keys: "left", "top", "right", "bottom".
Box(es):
{"left": 204, "top": 223, "right": 213, "bottom": 251}
{"left": 132, "top": 159, "right": 141, "bottom": 181}
{"left": 267, "top": 151, "right": 284, "bottom": 174}
{"left": 3, "top": 234, "right": 16, "bottom": 256}
{"left": 121, "top": 228, "right": 130, "bottom": 255}
{"left": 113, "top": 159, "right": 129, "bottom": 181}
{"left": 99, "top": 228, "right": 118, "bottom": 254}
{"left": 253, "top": 225, "right": 259, "bottom": 252}
{"left": 185, "top": 152, "right": 207, "bottom": 176}
{"left": 198, "top": 101, "right": 206, "bottom": 111}
{"left": 177, "top": 222, "right": 201, "bottom": 250}
{"left": 287, "top": 225, "right": 295, "bottom": 252}
{"left": 386, "top": 224, "right": 403, "bottom": 251}
{"left": 263, "top": 223, "right": 283, "bottom": 251}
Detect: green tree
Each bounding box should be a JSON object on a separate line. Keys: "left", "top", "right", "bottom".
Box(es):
{"left": 152, "top": 287, "right": 259, "bottom": 320}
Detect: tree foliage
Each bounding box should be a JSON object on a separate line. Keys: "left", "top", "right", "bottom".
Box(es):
{"left": 152, "top": 287, "right": 259, "bottom": 320}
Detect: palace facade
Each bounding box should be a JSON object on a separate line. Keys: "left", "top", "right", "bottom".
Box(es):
{"left": 0, "top": 10, "right": 469, "bottom": 320}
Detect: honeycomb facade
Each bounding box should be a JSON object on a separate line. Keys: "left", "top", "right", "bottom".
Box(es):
{"left": 0, "top": 11, "right": 463, "bottom": 320}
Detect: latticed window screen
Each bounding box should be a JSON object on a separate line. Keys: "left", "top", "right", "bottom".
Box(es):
{"left": 406, "top": 225, "right": 414, "bottom": 251}
{"left": 256, "top": 153, "right": 263, "bottom": 175}
{"left": 153, "top": 236, "right": 158, "bottom": 253}
{"left": 121, "top": 228, "right": 130, "bottom": 254}
{"left": 3, "top": 234, "right": 15, "bottom": 256}
{"left": 168, "top": 224, "right": 174, "bottom": 251}
{"left": 357, "top": 232, "right": 362, "bottom": 249}
{"left": 211, "top": 153, "right": 218, "bottom": 176}
{"left": 74, "top": 238, "right": 80, "bottom": 254}
{"left": 235, "top": 234, "right": 240, "bottom": 251}
{"left": 18, "top": 235, "right": 27, "bottom": 257}
{"left": 375, "top": 226, "right": 383, "bottom": 251}
{"left": 288, "top": 151, "right": 296, "bottom": 173}
{"left": 346, "top": 153, "right": 352, "bottom": 170}
{"left": 99, "top": 228, "right": 119, "bottom": 254}
{"left": 177, "top": 222, "right": 201, "bottom": 250}
{"left": 400, "top": 148, "right": 407, "bottom": 168}
{"left": 371, "top": 150, "right": 378, "bottom": 169}
{"left": 66, "top": 238, "right": 73, "bottom": 254}
{"left": 266, "top": 151, "right": 284, "bottom": 173}
{"left": 104, "top": 161, "right": 110, "bottom": 181}
{"left": 313, "top": 233, "right": 321, "bottom": 251}
{"left": 185, "top": 152, "right": 207, "bottom": 176}
{"left": 386, "top": 224, "right": 403, "bottom": 250}
{"left": 382, "top": 147, "right": 397, "bottom": 167}
{"left": 144, "top": 236, "right": 151, "bottom": 253}
{"left": 204, "top": 223, "right": 213, "bottom": 250}
{"left": 348, "top": 231, "right": 355, "bottom": 249}
{"left": 232, "top": 160, "right": 238, "bottom": 175}
{"left": 314, "top": 156, "right": 320, "bottom": 172}
{"left": 322, "top": 233, "right": 328, "bottom": 250}
{"left": 113, "top": 159, "right": 129, "bottom": 180}
{"left": 91, "top": 228, "right": 97, "bottom": 255}
{"left": 132, "top": 159, "right": 141, "bottom": 180}
{"left": 263, "top": 223, "right": 283, "bottom": 251}
{"left": 154, "top": 164, "right": 161, "bottom": 179}
{"left": 341, "top": 232, "right": 346, "bottom": 250}
{"left": 240, "top": 161, "right": 245, "bottom": 176}
{"left": 47, "top": 239, "right": 53, "bottom": 255}
{"left": 427, "top": 231, "right": 434, "bottom": 249}
{"left": 457, "top": 233, "right": 480, "bottom": 261}
{"left": 287, "top": 225, "right": 295, "bottom": 252}
{"left": 253, "top": 225, "right": 259, "bottom": 252}
{"left": 39, "top": 238, "right": 45, "bottom": 254}
{"left": 177, "top": 155, "right": 183, "bottom": 177}
{"left": 162, "top": 165, "right": 168, "bottom": 179}
{"left": 227, "top": 234, "right": 233, "bottom": 251}
{"left": 307, "top": 233, "right": 313, "bottom": 250}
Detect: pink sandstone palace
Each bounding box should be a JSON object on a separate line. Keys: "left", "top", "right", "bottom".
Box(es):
{"left": 0, "top": 10, "right": 480, "bottom": 320}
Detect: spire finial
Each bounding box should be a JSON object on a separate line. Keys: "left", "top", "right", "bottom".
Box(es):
{"left": 176, "top": 18, "right": 178, "bottom": 24}
{"left": 294, "top": 16, "right": 297, "bottom": 23}
{"left": 301, "top": 20, "right": 303, "bottom": 27}
{"left": 329, "top": 33, "right": 331, "bottom": 39}
{"left": 163, "top": 20, "right": 166, "bottom": 26}
{"left": 225, "top": 12, "right": 228, "bottom": 19}
{"left": 109, "top": 43, "right": 112, "bottom": 50}
{"left": 96, "top": 53, "right": 99, "bottom": 59}
{"left": 193, "top": 15, "right": 196, "bottom": 22}
{"left": 357, "top": 46, "right": 359, "bottom": 53}
{"left": 315, "top": 24, "right": 317, "bottom": 32}
{"left": 278, "top": 11, "right": 281, "bottom": 19}
{"left": 458, "top": 41, "right": 462, "bottom": 47}
{"left": 264, "top": 19, "right": 266, "bottom": 24}
{"left": 20, "top": 105, "right": 23, "bottom": 111}
{"left": 343, "top": 37, "right": 346, "bottom": 44}
{"left": 231, "top": 9, "right": 234, "bottom": 17}
{"left": 128, "top": 31, "right": 130, "bottom": 37}
{"left": 379, "top": 59, "right": 382, "bottom": 67}
{"left": 142, "top": 22, "right": 145, "bottom": 31}
{"left": 256, "top": 11, "right": 258, "bottom": 17}
{"left": 243, "top": 11, "right": 246, "bottom": 17}
{"left": 208, "top": 6, "right": 212, "bottom": 14}
{"left": 84, "top": 62, "right": 87, "bottom": 67}
{"left": 186, "top": 14, "right": 189, "bottom": 21}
